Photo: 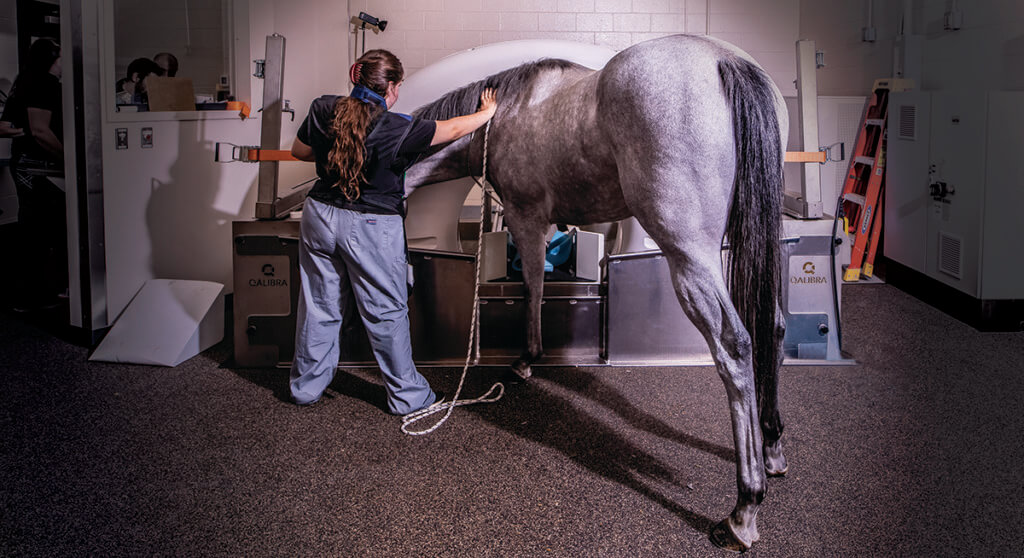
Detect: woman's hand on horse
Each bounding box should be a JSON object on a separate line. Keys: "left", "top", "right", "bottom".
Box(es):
{"left": 430, "top": 88, "right": 499, "bottom": 146}
{"left": 478, "top": 88, "right": 497, "bottom": 116}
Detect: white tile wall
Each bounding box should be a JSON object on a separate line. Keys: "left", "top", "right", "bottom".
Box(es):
{"left": 539, "top": 13, "right": 578, "bottom": 32}
{"left": 499, "top": 12, "right": 540, "bottom": 32}
{"left": 577, "top": 13, "right": 614, "bottom": 32}
{"left": 462, "top": 12, "right": 500, "bottom": 31}
{"left": 613, "top": 13, "right": 651, "bottom": 33}
{"left": 633, "top": 0, "right": 683, "bottom": 14}
{"left": 557, "top": 0, "right": 597, "bottom": 13}
{"left": 595, "top": 0, "right": 631, "bottom": 13}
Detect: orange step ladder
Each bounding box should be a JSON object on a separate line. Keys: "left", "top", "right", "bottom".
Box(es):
{"left": 841, "top": 78, "right": 912, "bottom": 282}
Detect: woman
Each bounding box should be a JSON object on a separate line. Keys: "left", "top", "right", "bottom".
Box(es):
{"left": 289, "top": 49, "right": 497, "bottom": 414}
{"left": 8, "top": 38, "right": 66, "bottom": 312}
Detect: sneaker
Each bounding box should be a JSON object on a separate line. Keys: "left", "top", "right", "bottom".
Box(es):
{"left": 430, "top": 391, "right": 447, "bottom": 408}
{"left": 398, "top": 391, "right": 446, "bottom": 416}
{"left": 294, "top": 396, "right": 321, "bottom": 407}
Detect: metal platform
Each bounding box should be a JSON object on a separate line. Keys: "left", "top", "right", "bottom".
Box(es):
{"left": 232, "top": 216, "right": 853, "bottom": 369}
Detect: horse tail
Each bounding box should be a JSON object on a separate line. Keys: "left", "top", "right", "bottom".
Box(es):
{"left": 717, "top": 56, "right": 784, "bottom": 431}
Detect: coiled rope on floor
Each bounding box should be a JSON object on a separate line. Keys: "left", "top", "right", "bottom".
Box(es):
{"left": 401, "top": 120, "right": 504, "bottom": 435}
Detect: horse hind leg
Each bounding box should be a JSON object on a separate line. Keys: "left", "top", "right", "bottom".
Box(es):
{"left": 761, "top": 301, "right": 787, "bottom": 476}
{"left": 664, "top": 253, "right": 766, "bottom": 551}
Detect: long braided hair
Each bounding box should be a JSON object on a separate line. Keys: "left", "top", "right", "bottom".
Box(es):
{"left": 329, "top": 49, "right": 403, "bottom": 200}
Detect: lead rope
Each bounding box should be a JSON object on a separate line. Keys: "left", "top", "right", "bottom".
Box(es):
{"left": 401, "top": 120, "right": 503, "bottom": 435}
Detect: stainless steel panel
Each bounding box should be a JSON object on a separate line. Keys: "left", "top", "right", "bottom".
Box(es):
{"left": 232, "top": 218, "right": 846, "bottom": 368}
{"left": 232, "top": 222, "right": 478, "bottom": 367}
{"left": 479, "top": 285, "right": 603, "bottom": 362}
{"left": 783, "top": 313, "right": 829, "bottom": 360}
{"left": 406, "top": 250, "right": 476, "bottom": 364}
{"left": 781, "top": 235, "right": 842, "bottom": 361}
{"left": 255, "top": 34, "right": 286, "bottom": 219}
{"left": 608, "top": 236, "right": 845, "bottom": 365}
{"left": 232, "top": 220, "right": 301, "bottom": 367}
{"left": 64, "top": 0, "right": 109, "bottom": 334}
{"left": 606, "top": 253, "right": 710, "bottom": 364}
{"left": 791, "top": 39, "right": 823, "bottom": 219}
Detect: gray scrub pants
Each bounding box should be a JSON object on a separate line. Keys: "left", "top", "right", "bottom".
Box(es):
{"left": 290, "top": 198, "right": 437, "bottom": 414}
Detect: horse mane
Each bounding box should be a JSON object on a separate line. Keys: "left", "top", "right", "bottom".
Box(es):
{"left": 412, "top": 58, "right": 582, "bottom": 121}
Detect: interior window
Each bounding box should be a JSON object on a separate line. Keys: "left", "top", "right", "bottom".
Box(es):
{"left": 111, "top": 0, "right": 233, "bottom": 112}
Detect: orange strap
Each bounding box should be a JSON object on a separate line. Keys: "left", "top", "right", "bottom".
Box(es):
{"left": 245, "top": 149, "right": 300, "bottom": 162}
{"left": 226, "top": 101, "right": 251, "bottom": 119}
{"left": 785, "top": 151, "right": 827, "bottom": 163}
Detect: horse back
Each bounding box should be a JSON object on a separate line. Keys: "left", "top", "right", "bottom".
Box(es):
{"left": 490, "top": 65, "right": 633, "bottom": 225}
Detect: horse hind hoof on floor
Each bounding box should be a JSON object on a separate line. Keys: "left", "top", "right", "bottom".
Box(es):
{"left": 709, "top": 518, "right": 758, "bottom": 552}
{"left": 509, "top": 358, "right": 533, "bottom": 380}
{"left": 764, "top": 440, "right": 788, "bottom": 477}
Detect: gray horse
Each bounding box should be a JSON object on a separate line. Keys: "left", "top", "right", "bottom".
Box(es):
{"left": 406, "top": 34, "right": 788, "bottom": 550}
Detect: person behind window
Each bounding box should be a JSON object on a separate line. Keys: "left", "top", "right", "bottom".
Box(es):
{"left": 153, "top": 52, "right": 178, "bottom": 78}
{"left": 116, "top": 57, "right": 163, "bottom": 105}
{"left": 7, "top": 38, "right": 67, "bottom": 312}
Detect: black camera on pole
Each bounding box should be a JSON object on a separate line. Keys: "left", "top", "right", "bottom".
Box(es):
{"left": 356, "top": 12, "right": 386, "bottom": 33}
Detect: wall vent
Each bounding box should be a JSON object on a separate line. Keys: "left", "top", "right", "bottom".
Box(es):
{"left": 898, "top": 104, "right": 917, "bottom": 140}
{"left": 938, "top": 232, "right": 962, "bottom": 279}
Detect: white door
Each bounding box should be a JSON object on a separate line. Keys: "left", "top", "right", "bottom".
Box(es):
{"left": 885, "top": 92, "right": 931, "bottom": 273}
{"left": 926, "top": 92, "right": 986, "bottom": 297}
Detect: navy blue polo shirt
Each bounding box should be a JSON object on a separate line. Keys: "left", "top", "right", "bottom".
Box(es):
{"left": 9, "top": 72, "right": 63, "bottom": 163}
{"left": 297, "top": 94, "right": 436, "bottom": 216}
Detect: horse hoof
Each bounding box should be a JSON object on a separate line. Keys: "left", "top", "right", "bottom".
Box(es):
{"left": 764, "top": 440, "right": 788, "bottom": 477}
{"left": 709, "top": 518, "right": 756, "bottom": 552}
{"left": 510, "top": 359, "right": 533, "bottom": 380}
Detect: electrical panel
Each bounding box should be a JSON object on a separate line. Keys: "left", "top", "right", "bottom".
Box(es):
{"left": 886, "top": 91, "right": 1024, "bottom": 300}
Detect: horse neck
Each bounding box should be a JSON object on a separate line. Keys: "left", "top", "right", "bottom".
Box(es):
{"left": 404, "top": 133, "right": 481, "bottom": 189}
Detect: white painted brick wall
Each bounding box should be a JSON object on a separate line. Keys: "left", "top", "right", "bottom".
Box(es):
{"left": 539, "top": 13, "right": 578, "bottom": 32}
{"left": 443, "top": 30, "right": 482, "bottom": 50}
{"left": 499, "top": 12, "right": 540, "bottom": 32}
{"left": 462, "top": 11, "right": 500, "bottom": 31}
{"left": 634, "top": 0, "right": 683, "bottom": 14}
{"left": 595, "top": 31, "right": 633, "bottom": 51}
{"left": 613, "top": 13, "right": 651, "bottom": 32}
{"left": 443, "top": 0, "right": 482, "bottom": 12}
{"left": 557, "top": 0, "right": 596, "bottom": 13}
{"left": 423, "top": 11, "right": 463, "bottom": 31}
{"left": 651, "top": 13, "right": 686, "bottom": 33}
{"left": 577, "top": 13, "right": 614, "bottom": 32}
{"left": 684, "top": 0, "right": 706, "bottom": 13}
{"left": 595, "top": 0, "right": 631, "bottom": 13}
